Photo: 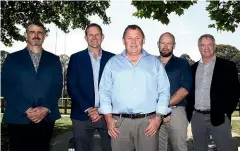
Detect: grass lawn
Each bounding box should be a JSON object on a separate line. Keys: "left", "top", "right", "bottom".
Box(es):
{"left": 232, "top": 120, "right": 240, "bottom": 135}
{"left": 232, "top": 111, "right": 240, "bottom": 117}
{"left": 53, "top": 117, "right": 72, "bottom": 136}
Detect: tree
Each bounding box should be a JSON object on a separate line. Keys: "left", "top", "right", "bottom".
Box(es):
{"left": 215, "top": 44, "right": 239, "bottom": 60}
{"left": 132, "top": 1, "right": 240, "bottom": 32}
{"left": 59, "top": 54, "right": 70, "bottom": 98}
{"left": 1, "top": 1, "right": 110, "bottom": 47}
{"left": 0, "top": 50, "right": 9, "bottom": 71}
{"left": 215, "top": 44, "right": 240, "bottom": 75}
{"left": 180, "top": 53, "right": 195, "bottom": 65}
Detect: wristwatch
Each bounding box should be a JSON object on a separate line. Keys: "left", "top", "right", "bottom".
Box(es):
{"left": 155, "top": 113, "right": 164, "bottom": 120}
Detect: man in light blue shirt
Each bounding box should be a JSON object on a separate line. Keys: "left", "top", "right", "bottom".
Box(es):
{"left": 99, "top": 25, "right": 170, "bottom": 151}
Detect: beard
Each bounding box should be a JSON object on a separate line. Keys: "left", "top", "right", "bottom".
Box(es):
{"left": 160, "top": 49, "right": 173, "bottom": 57}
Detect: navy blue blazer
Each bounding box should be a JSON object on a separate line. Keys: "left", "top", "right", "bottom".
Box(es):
{"left": 1, "top": 48, "right": 63, "bottom": 124}
{"left": 67, "top": 49, "right": 114, "bottom": 121}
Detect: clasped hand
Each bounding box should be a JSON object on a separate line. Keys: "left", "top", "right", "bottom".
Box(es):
{"left": 26, "top": 106, "right": 48, "bottom": 123}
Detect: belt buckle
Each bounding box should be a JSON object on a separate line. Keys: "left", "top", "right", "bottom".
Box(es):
{"left": 132, "top": 113, "right": 138, "bottom": 118}
{"left": 132, "top": 113, "right": 140, "bottom": 118}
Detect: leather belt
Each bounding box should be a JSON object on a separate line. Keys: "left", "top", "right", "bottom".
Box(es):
{"left": 112, "top": 112, "right": 156, "bottom": 119}
{"left": 195, "top": 109, "right": 210, "bottom": 114}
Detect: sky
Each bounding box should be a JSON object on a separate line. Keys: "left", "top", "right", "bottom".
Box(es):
{"left": 1, "top": 1, "right": 240, "bottom": 61}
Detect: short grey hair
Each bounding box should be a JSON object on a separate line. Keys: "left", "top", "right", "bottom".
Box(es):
{"left": 198, "top": 34, "right": 215, "bottom": 45}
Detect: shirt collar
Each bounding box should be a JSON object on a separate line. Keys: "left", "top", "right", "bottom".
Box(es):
{"left": 121, "top": 49, "right": 150, "bottom": 58}
{"left": 199, "top": 55, "right": 216, "bottom": 64}
{"left": 26, "top": 47, "right": 42, "bottom": 56}
{"left": 88, "top": 48, "right": 102, "bottom": 59}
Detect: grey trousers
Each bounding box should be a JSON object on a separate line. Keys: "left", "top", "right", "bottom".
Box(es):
{"left": 72, "top": 118, "right": 111, "bottom": 151}
{"left": 191, "top": 112, "right": 235, "bottom": 151}
{"left": 111, "top": 115, "right": 159, "bottom": 151}
{"left": 159, "top": 107, "right": 188, "bottom": 151}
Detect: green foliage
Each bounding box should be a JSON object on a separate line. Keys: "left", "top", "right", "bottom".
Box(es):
{"left": 1, "top": 1, "right": 110, "bottom": 47}
{"left": 132, "top": 1, "right": 240, "bottom": 32}
{"left": 180, "top": 53, "right": 195, "bottom": 65}
{"left": 0, "top": 50, "right": 9, "bottom": 71}
{"left": 206, "top": 1, "right": 240, "bottom": 32}
{"left": 132, "top": 1, "right": 196, "bottom": 25}
{"left": 215, "top": 44, "right": 240, "bottom": 79}
{"left": 215, "top": 44, "right": 240, "bottom": 61}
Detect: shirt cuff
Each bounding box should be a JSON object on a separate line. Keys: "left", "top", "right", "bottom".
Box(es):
{"left": 99, "top": 105, "right": 112, "bottom": 115}
{"left": 156, "top": 106, "right": 169, "bottom": 115}
{"left": 84, "top": 107, "right": 93, "bottom": 113}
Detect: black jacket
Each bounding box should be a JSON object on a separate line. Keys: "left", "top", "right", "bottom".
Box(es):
{"left": 186, "top": 57, "right": 240, "bottom": 126}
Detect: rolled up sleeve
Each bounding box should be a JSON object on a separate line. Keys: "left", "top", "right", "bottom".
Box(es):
{"left": 99, "top": 61, "right": 113, "bottom": 114}
{"left": 156, "top": 59, "right": 170, "bottom": 115}
{"left": 180, "top": 61, "right": 192, "bottom": 92}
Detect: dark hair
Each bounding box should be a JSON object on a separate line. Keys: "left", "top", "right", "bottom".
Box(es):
{"left": 25, "top": 20, "right": 46, "bottom": 33}
{"left": 85, "top": 23, "right": 103, "bottom": 35}
{"left": 159, "top": 32, "right": 175, "bottom": 44}
{"left": 122, "top": 24, "right": 145, "bottom": 39}
{"left": 198, "top": 34, "right": 215, "bottom": 45}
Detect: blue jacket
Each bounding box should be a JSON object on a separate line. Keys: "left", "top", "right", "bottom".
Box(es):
{"left": 1, "top": 48, "right": 63, "bottom": 124}
{"left": 67, "top": 49, "right": 114, "bottom": 121}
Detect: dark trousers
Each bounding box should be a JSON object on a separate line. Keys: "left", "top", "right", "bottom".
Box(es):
{"left": 8, "top": 121, "right": 55, "bottom": 151}
{"left": 72, "top": 118, "right": 112, "bottom": 151}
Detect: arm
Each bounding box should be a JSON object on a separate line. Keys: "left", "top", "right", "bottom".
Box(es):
{"left": 99, "top": 60, "right": 120, "bottom": 138}
{"left": 169, "top": 88, "right": 189, "bottom": 106}
{"left": 144, "top": 59, "right": 170, "bottom": 136}
{"left": 156, "top": 59, "right": 170, "bottom": 115}
{"left": 67, "top": 55, "right": 92, "bottom": 112}
{"left": 169, "top": 61, "right": 192, "bottom": 106}
{"left": 226, "top": 62, "right": 240, "bottom": 116}
{"left": 99, "top": 61, "right": 113, "bottom": 114}
{"left": 1, "top": 55, "right": 31, "bottom": 115}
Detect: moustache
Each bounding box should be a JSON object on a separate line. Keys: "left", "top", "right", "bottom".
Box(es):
{"left": 161, "top": 49, "right": 169, "bottom": 52}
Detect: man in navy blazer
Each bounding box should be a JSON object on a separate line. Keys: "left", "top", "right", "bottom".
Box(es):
{"left": 67, "top": 23, "right": 114, "bottom": 151}
{"left": 1, "top": 21, "right": 63, "bottom": 151}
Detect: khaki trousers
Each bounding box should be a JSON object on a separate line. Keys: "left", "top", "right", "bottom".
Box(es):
{"left": 159, "top": 107, "right": 188, "bottom": 151}
{"left": 111, "top": 115, "right": 159, "bottom": 151}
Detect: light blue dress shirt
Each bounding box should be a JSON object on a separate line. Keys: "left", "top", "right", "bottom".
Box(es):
{"left": 99, "top": 49, "right": 170, "bottom": 115}
{"left": 88, "top": 50, "right": 102, "bottom": 108}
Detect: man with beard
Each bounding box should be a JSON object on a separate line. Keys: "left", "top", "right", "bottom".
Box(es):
{"left": 1, "top": 21, "right": 63, "bottom": 151}
{"left": 158, "top": 32, "right": 192, "bottom": 151}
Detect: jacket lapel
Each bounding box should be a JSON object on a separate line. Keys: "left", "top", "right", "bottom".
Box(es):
{"left": 37, "top": 50, "right": 48, "bottom": 75}
{"left": 192, "top": 62, "right": 198, "bottom": 86}
{"left": 84, "top": 49, "right": 94, "bottom": 86}
{"left": 210, "top": 57, "right": 220, "bottom": 92}
{"left": 99, "top": 50, "right": 108, "bottom": 84}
